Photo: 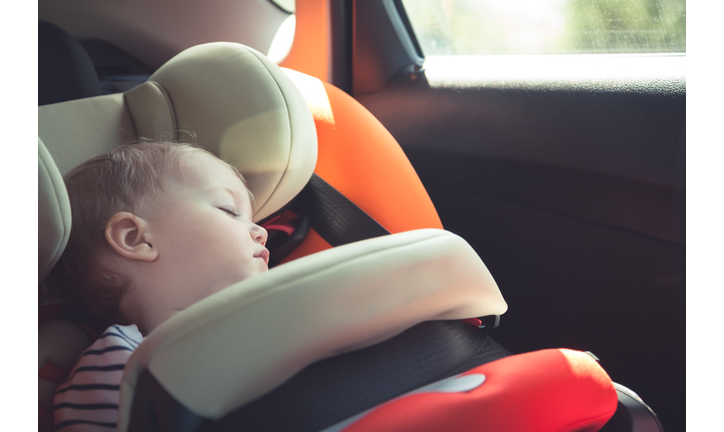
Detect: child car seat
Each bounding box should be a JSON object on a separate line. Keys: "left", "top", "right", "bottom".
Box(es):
{"left": 39, "top": 42, "right": 660, "bottom": 431}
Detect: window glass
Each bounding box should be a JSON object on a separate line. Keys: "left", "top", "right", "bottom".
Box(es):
{"left": 400, "top": 0, "right": 685, "bottom": 55}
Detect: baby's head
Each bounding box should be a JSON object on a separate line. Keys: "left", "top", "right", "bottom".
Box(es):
{"left": 51, "top": 141, "right": 269, "bottom": 335}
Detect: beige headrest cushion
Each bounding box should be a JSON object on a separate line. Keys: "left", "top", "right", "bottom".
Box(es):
{"left": 129, "top": 42, "right": 318, "bottom": 221}
{"left": 39, "top": 42, "right": 317, "bottom": 224}
{"left": 118, "top": 229, "right": 508, "bottom": 429}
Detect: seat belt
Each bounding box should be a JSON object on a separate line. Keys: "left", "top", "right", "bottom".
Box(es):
{"left": 293, "top": 173, "right": 390, "bottom": 247}
{"left": 264, "top": 173, "right": 389, "bottom": 265}
{"left": 128, "top": 320, "right": 511, "bottom": 432}
{"left": 274, "top": 175, "right": 501, "bottom": 331}
{"left": 267, "top": 174, "right": 498, "bottom": 324}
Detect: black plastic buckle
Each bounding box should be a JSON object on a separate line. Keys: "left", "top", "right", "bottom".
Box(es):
{"left": 479, "top": 315, "right": 500, "bottom": 329}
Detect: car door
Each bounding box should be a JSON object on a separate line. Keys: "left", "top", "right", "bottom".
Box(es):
{"left": 330, "top": 1, "right": 686, "bottom": 430}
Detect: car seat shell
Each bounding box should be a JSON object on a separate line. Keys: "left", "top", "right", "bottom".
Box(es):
{"left": 279, "top": 70, "right": 444, "bottom": 263}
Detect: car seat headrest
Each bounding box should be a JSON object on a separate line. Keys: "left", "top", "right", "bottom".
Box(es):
{"left": 129, "top": 42, "right": 318, "bottom": 221}
{"left": 38, "top": 42, "right": 318, "bottom": 280}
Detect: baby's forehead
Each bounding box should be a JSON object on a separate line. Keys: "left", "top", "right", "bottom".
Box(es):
{"left": 165, "top": 150, "right": 246, "bottom": 190}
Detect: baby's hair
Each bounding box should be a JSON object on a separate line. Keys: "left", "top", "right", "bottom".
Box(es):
{"left": 50, "top": 141, "right": 249, "bottom": 322}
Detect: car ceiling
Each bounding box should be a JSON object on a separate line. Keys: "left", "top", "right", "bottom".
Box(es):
{"left": 38, "top": 0, "right": 289, "bottom": 70}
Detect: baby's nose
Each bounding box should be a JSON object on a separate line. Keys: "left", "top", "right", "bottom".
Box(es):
{"left": 252, "top": 224, "right": 268, "bottom": 245}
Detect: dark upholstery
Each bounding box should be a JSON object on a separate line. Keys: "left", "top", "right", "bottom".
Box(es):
{"left": 38, "top": 20, "right": 102, "bottom": 106}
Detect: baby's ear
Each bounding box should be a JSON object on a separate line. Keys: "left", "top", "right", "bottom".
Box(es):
{"left": 105, "top": 212, "right": 158, "bottom": 262}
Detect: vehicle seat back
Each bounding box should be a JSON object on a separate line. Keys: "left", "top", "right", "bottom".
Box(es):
{"left": 38, "top": 20, "right": 102, "bottom": 106}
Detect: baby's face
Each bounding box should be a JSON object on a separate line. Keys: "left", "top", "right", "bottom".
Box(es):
{"left": 138, "top": 151, "right": 269, "bottom": 316}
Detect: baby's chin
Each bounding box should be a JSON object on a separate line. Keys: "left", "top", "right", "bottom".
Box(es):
{"left": 253, "top": 266, "right": 269, "bottom": 278}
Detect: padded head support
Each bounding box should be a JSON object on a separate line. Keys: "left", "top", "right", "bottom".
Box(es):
{"left": 130, "top": 43, "right": 318, "bottom": 221}
{"left": 117, "top": 229, "right": 507, "bottom": 429}
{"left": 38, "top": 42, "right": 318, "bottom": 281}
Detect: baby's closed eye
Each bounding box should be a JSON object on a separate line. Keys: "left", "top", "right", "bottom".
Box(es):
{"left": 218, "top": 207, "right": 239, "bottom": 217}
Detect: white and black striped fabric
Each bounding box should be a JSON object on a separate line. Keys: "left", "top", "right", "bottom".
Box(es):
{"left": 53, "top": 325, "right": 143, "bottom": 431}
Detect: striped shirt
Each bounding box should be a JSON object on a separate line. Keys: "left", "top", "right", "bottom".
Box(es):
{"left": 53, "top": 325, "right": 143, "bottom": 431}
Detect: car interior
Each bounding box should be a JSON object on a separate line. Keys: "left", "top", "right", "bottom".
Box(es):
{"left": 38, "top": 0, "right": 685, "bottom": 430}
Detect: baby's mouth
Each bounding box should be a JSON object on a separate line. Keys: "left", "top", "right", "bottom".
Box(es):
{"left": 256, "top": 248, "right": 270, "bottom": 265}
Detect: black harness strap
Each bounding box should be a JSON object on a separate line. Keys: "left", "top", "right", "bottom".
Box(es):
{"left": 265, "top": 174, "right": 389, "bottom": 265}
{"left": 293, "top": 174, "right": 390, "bottom": 247}
{"left": 128, "top": 321, "right": 511, "bottom": 432}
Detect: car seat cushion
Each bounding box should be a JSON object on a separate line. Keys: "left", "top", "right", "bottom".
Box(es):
{"left": 38, "top": 93, "right": 136, "bottom": 176}
{"left": 38, "top": 138, "right": 71, "bottom": 281}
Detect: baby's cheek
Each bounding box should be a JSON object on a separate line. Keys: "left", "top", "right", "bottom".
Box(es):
{"left": 214, "top": 249, "right": 250, "bottom": 279}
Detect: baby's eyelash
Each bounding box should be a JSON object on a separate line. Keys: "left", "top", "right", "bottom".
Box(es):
{"left": 219, "top": 207, "right": 239, "bottom": 217}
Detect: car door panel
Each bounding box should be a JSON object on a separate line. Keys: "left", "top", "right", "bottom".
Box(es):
{"left": 354, "top": 58, "right": 685, "bottom": 430}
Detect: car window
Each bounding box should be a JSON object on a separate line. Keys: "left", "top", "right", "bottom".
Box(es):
{"left": 400, "top": 0, "right": 686, "bottom": 55}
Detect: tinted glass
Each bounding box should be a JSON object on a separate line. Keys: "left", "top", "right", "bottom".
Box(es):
{"left": 401, "top": 0, "right": 686, "bottom": 55}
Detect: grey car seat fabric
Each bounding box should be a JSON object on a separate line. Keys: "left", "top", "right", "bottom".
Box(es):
{"left": 38, "top": 20, "right": 102, "bottom": 106}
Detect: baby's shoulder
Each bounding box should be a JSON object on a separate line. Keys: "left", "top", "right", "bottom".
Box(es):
{"left": 91, "top": 324, "right": 144, "bottom": 352}
{"left": 52, "top": 325, "right": 144, "bottom": 429}
{"left": 58, "top": 324, "right": 142, "bottom": 383}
